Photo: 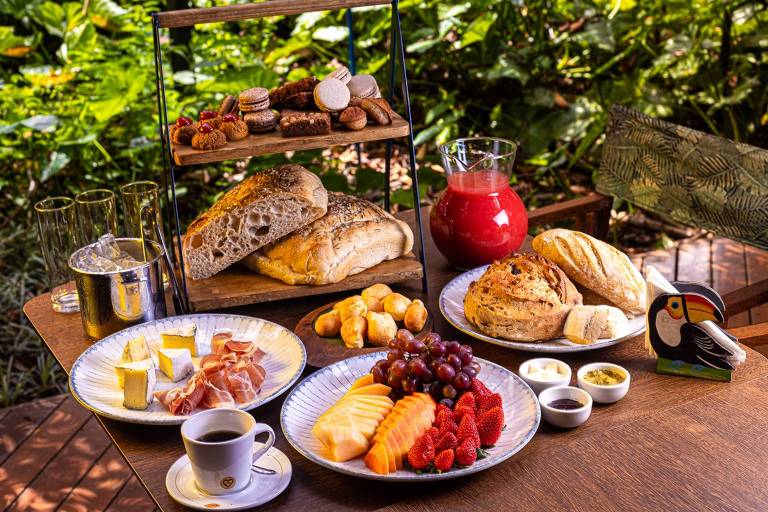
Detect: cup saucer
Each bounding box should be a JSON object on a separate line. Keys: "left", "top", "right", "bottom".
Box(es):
{"left": 166, "top": 442, "right": 292, "bottom": 511}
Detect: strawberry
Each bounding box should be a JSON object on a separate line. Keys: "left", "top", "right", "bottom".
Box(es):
{"left": 453, "top": 405, "right": 475, "bottom": 423}
{"left": 455, "top": 392, "right": 477, "bottom": 412}
{"left": 434, "top": 449, "right": 454, "bottom": 472}
{"left": 477, "top": 406, "right": 504, "bottom": 447}
{"left": 435, "top": 431, "right": 458, "bottom": 452}
{"left": 437, "top": 416, "right": 458, "bottom": 437}
{"left": 455, "top": 438, "right": 477, "bottom": 466}
{"left": 470, "top": 379, "right": 491, "bottom": 398}
{"left": 435, "top": 410, "right": 452, "bottom": 429}
{"left": 425, "top": 426, "right": 439, "bottom": 441}
{"left": 436, "top": 403, "right": 452, "bottom": 418}
{"left": 407, "top": 433, "right": 435, "bottom": 470}
{"left": 478, "top": 392, "right": 503, "bottom": 414}
{"left": 457, "top": 414, "right": 480, "bottom": 449}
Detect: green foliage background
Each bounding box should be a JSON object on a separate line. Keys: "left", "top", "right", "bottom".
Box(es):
{"left": 1, "top": 0, "right": 767, "bottom": 404}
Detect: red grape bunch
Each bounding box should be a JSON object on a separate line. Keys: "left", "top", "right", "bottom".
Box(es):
{"left": 370, "top": 329, "right": 481, "bottom": 408}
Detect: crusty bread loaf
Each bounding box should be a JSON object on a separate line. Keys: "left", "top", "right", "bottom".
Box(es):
{"left": 242, "top": 192, "right": 413, "bottom": 285}
{"left": 464, "top": 253, "right": 582, "bottom": 342}
{"left": 532, "top": 229, "right": 646, "bottom": 314}
{"left": 183, "top": 164, "right": 328, "bottom": 280}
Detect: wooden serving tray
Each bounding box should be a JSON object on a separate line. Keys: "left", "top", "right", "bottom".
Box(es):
{"left": 172, "top": 112, "right": 409, "bottom": 167}
{"left": 184, "top": 252, "right": 423, "bottom": 311}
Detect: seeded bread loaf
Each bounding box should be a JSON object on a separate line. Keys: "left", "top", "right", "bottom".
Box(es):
{"left": 464, "top": 253, "right": 583, "bottom": 341}
{"left": 183, "top": 164, "right": 328, "bottom": 280}
{"left": 242, "top": 192, "right": 413, "bottom": 285}
{"left": 531, "top": 229, "right": 646, "bottom": 315}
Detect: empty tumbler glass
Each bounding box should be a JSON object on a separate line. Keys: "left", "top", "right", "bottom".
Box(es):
{"left": 75, "top": 189, "right": 118, "bottom": 244}
{"left": 34, "top": 197, "right": 80, "bottom": 313}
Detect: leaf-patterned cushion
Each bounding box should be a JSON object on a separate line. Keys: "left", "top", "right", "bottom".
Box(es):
{"left": 597, "top": 104, "right": 768, "bottom": 250}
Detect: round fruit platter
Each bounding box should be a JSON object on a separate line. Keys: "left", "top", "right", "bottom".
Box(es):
{"left": 281, "top": 350, "right": 540, "bottom": 481}
{"left": 70, "top": 314, "right": 306, "bottom": 425}
{"left": 439, "top": 265, "right": 646, "bottom": 353}
{"left": 295, "top": 300, "right": 434, "bottom": 368}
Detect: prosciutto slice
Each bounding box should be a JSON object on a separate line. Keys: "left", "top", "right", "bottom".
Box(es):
{"left": 156, "top": 338, "right": 267, "bottom": 415}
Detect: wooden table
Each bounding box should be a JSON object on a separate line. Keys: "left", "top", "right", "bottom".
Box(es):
{"left": 24, "top": 209, "right": 768, "bottom": 512}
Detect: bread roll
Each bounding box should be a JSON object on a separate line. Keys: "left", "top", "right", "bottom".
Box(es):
{"left": 563, "top": 305, "right": 628, "bottom": 345}
{"left": 532, "top": 229, "right": 646, "bottom": 314}
{"left": 464, "top": 253, "right": 582, "bottom": 341}
{"left": 315, "top": 310, "right": 341, "bottom": 337}
{"left": 383, "top": 293, "right": 411, "bottom": 322}
{"left": 404, "top": 299, "right": 428, "bottom": 332}
{"left": 341, "top": 316, "right": 367, "bottom": 349}
{"left": 183, "top": 164, "right": 328, "bottom": 280}
{"left": 242, "top": 193, "right": 413, "bottom": 285}
{"left": 364, "top": 296, "right": 385, "bottom": 313}
{"left": 336, "top": 296, "right": 367, "bottom": 323}
{"left": 362, "top": 283, "right": 392, "bottom": 303}
{"left": 366, "top": 311, "right": 397, "bottom": 346}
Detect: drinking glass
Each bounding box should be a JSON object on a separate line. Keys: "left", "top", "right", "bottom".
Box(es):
{"left": 75, "top": 189, "right": 118, "bottom": 244}
{"left": 430, "top": 137, "right": 527, "bottom": 269}
{"left": 120, "top": 181, "right": 162, "bottom": 242}
{"left": 34, "top": 197, "right": 80, "bottom": 313}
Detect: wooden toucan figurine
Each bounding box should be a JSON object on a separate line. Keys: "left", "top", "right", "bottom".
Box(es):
{"left": 647, "top": 282, "right": 737, "bottom": 370}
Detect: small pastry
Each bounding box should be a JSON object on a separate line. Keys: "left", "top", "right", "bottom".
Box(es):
{"left": 366, "top": 311, "right": 397, "bottom": 346}
{"left": 198, "top": 110, "right": 221, "bottom": 130}
{"left": 339, "top": 106, "right": 367, "bottom": 130}
{"left": 239, "top": 87, "right": 270, "bottom": 112}
{"left": 361, "top": 283, "right": 392, "bottom": 303}
{"left": 170, "top": 116, "right": 196, "bottom": 145}
{"left": 313, "top": 78, "right": 350, "bottom": 112}
{"left": 340, "top": 316, "right": 367, "bottom": 349}
{"left": 370, "top": 98, "right": 395, "bottom": 119}
{"left": 404, "top": 299, "right": 428, "bottom": 332}
{"left": 359, "top": 98, "right": 390, "bottom": 125}
{"left": 336, "top": 295, "right": 367, "bottom": 323}
{"left": 315, "top": 309, "right": 342, "bottom": 337}
{"left": 269, "top": 77, "right": 319, "bottom": 109}
{"left": 382, "top": 293, "right": 411, "bottom": 322}
{"left": 219, "top": 113, "right": 248, "bottom": 141}
{"left": 279, "top": 110, "right": 331, "bottom": 136}
{"left": 243, "top": 110, "right": 278, "bottom": 133}
{"left": 217, "top": 95, "right": 239, "bottom": 116}
{"left": 327, "top": 65, "right": 351, "bottom": 84}
{"left": 347, "top": 74, "right": 379, "bottom": 99}
{"left": 191, "top": 122, "right": 227, "bottom": 150}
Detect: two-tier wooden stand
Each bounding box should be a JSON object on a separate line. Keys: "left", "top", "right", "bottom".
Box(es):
{"left": 151, "top": 0, "right": 428, "bottom": 311}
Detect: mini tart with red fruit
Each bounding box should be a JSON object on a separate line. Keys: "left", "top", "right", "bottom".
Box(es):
{"left": 191, "top": 122, "right": 227, "bottom": 151}
{"left": 219, "top": 113, "right": 249, "bottom": 141}
{"left": 170, "top": 116, "right": 196, "bottom": 145}
{"left": 198, "top": 110, "right": 222, "bottom": 130}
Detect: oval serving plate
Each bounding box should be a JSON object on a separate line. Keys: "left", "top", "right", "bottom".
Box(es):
{"left": 281, "top": 353, "right": 540, "bottom": 481}
{"left": 295, "top": 300, "right": 434, "bottom": 368}
{"left": 439, "top": 265, "right": 646, "bottom": 353}
{"left": 70, "top": 314, "right": 306, "bottom": 426}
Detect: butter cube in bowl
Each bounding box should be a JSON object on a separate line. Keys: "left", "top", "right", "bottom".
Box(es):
{"left": 518, "top": 358, "right": 571, "bottom": 395}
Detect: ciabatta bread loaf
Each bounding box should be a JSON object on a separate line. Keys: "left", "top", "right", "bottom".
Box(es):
{"left": 183, "top": 164, "right": 328, "bottom": 280}
{"left": 242, "top": 192, "right": 413, "bottom": 285}
{"left": 464, "top": 253, "right": 582, "bottom": 342}
{"left": 532, "top": 229, "right": 646, "bottom": 314}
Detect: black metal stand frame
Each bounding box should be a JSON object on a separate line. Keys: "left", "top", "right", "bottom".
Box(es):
{"left": 150, "top": 0, "right": 428, "bottom": 309}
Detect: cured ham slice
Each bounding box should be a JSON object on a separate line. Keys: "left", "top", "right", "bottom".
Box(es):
{"left": 155, "top": 372, "right": 206, "bottom": 415}
{"left": 245, "top": 362, "right": 267, "bottom": 389}
{"left": 202, "top": 376, "right": 236, "bottom": 409}
{"left": 211, "top": 332, "right": 233, "bottom": 354}
{"left": 228, "top": 367, "right": 258, "bottom": 403}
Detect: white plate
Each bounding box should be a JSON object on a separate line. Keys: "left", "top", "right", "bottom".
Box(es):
{"left": 281, "top": 353, "right": 540, "bottom": 481}
{"left": 439, "top": 265, "right": 646, "bottom": 353}
{"left": 69, "top": 314, "right": 306, "bottom": 425}
{"left": 166, "top": 442, "right": 291, "bottom": 511}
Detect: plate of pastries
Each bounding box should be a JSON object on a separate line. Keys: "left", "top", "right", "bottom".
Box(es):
{"left": 439, "top": 229, "right": 647, "bottom": 352}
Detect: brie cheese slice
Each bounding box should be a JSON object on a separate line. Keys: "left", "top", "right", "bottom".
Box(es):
{"left": 115, "top": 359, "right": 154, "bottom": 389}
{"left": 120, "top": 335, "right": 152, "bottom": 364}
{"left": 161, "top": 322, "right": 198, "bottom": 356}
{"left": 123, "top": 365, "right": 156, "bottom": 410}
{"left": 157, "top": 348, "right": 194, "bottom": 382}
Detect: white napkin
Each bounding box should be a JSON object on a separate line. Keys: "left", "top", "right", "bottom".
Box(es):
{"left": 644, "top": 265, "right": 746, "bottom": 365}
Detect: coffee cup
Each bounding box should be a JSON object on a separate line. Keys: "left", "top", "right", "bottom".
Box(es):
{"left": 180, "top": 408, "right": 275, "bottom": 495}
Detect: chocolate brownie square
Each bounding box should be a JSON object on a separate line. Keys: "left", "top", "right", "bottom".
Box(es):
{"left": 279, "top": 110, "right": 331, "bottom": 137}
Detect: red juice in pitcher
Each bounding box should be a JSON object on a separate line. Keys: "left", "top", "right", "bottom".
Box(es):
{"left": 430, "top": 138, "right": 527, "bottom": 269}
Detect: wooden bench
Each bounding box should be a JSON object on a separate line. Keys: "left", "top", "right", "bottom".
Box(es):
{"left": 0, "top": 394, "right": 158, "bottom": 511}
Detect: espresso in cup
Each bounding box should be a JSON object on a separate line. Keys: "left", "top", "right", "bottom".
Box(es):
{"left": 181, "top": 409, "right": 275, "bottom": 495}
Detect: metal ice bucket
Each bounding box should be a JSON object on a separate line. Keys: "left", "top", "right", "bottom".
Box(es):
{"left": 69, "top": 238, "right": 166, "bottom": 340}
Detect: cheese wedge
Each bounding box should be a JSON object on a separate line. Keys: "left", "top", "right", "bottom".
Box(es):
{"left": 120, "top": 335, "right": 152, "bottom": 364}
{"left": 123, "top": 365, "right": 156, "bottom": 410}
{"left": 157, "top": 348, "right": 194, "bottom": 382}
{"left": 161, "top": 322, "right": 198, "bottom": 356}
{"left": 115, "top": 359, "right": 154, "bottom": 389}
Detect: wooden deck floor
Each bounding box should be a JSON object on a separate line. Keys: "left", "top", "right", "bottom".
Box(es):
{"left": 0, "top": 394, "right": 158, "bottom": 511}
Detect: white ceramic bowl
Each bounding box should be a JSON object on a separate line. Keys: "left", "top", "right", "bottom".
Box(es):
{"left": 538, "top": 386, "right": 592, "bottom": 429}
{"left": 577, "top": 362, "right": 631, "bottom": 404}
{"left": 518, "top": 358, "right": 572, "bottom": 395}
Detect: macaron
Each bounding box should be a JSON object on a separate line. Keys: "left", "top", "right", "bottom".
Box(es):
{"left": 239, "top": 87, "right": 270, "bottom": 112}
{"left": 314, "top": 78, "right": 351, "bottom": 113}
{"left": 347, "top": 74, "right": 379, "bottom": 99}
{"left": 327, "top": 65, "right": 351, "bottom": 84}
{"left": 243, "top": 110, "right": 278, "bottom": 133}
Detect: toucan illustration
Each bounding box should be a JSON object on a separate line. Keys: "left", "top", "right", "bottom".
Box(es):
{"left": 647, "top": 281, "right": 738, "bottom": 370}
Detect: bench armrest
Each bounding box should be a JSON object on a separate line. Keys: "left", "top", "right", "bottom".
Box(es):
{"left": 528, "top": 193, "right": 613, "bottom": 240}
